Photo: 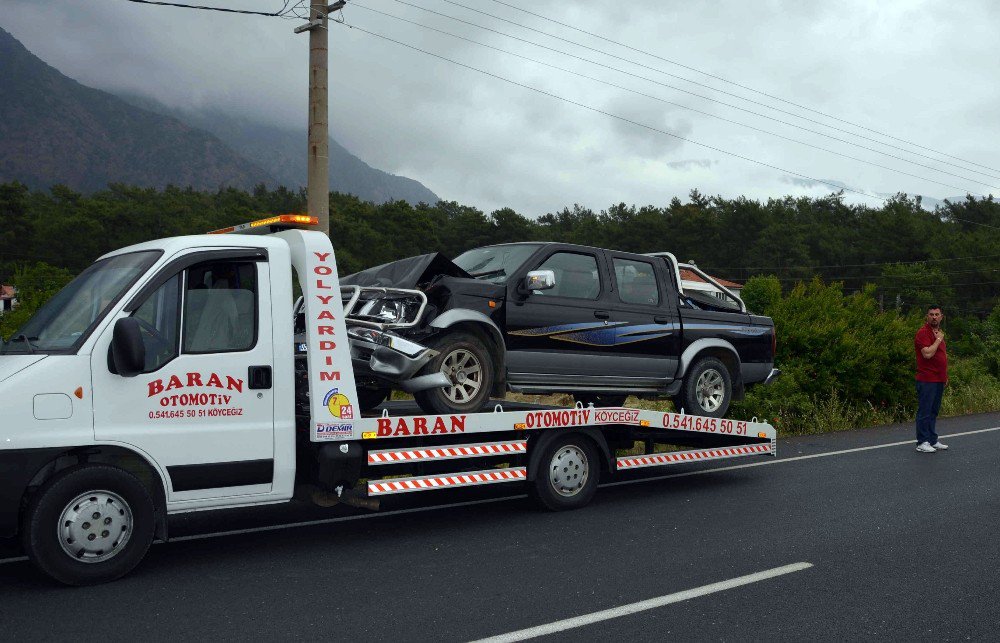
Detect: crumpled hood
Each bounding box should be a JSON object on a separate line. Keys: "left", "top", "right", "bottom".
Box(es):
{"left": 341, "top": 253, "right": 473, "bottom": 289}
{"left": 0, "top": 354, "right": 46, "bottom": 383}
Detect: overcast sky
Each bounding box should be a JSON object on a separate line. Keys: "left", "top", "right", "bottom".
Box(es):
{"left": 4, "top": 0, "right": 1000, "bottom": 215}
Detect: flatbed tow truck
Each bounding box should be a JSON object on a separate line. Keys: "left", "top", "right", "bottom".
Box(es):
{"left": 0, "top": 215, "right": 775, "bottom": 585}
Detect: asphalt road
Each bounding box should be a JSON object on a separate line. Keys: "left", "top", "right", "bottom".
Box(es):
{"left": 2, "top": 411, "right": 999, "bottom": 641}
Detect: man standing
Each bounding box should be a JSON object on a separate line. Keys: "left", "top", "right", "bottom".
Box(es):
{"left": 914, "top": 305, "right": 949, "bottom": 453}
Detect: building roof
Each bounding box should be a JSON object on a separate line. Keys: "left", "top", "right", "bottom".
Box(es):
{"left": 678, "top": 269, "right": 742, "bottom": 289}
{"left": 0, "top": 285, "right": 15, "bottom": 300}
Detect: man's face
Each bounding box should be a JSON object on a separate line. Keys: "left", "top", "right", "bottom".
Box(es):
{"left": 926, "top": 308, "right": 943, "bottom": 327}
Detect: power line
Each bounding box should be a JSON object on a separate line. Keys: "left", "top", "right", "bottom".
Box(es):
{"left": 335, "top": 21, "right": 889, "bottom": 202}
{"left": 751, "top": 268, "right": 1000, "bottom": 282}
{"left": 485, "top": 0, "right": 1000, "bottom": 178}
{"left": 122, "top": 0, "right": 304, "bottom": 18}
{"left": 418, "top": 0, "right": 1000, "bottom": 182}
{"left": 353, "top": 2, "right": 994, "bottom": 196}
{"left": 382, "top": 0, "right": 1000, "bottom": 188}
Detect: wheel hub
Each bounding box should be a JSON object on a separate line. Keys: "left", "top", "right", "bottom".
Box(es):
{"left": 695, "top": 368, "right": 725, "bottom": 412}
{"left": 549, "top": 446, "right": 589, "bottom": 497}
{"left": 58, "top": 490, "right": 133, "bottom": 563}
{"left": 441, "top": 348, "right": 483, "bottom": 403}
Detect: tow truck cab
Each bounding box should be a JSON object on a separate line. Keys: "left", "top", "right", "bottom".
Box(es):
{"left": 0, "top": 217, "right": 361, "bottom": 538}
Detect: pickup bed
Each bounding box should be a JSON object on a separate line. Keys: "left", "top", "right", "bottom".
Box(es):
{"left": 332, "top": 242, "right": 779, "bottom": 418}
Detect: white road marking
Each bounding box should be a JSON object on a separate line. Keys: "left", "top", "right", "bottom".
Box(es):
{"left": 471, "top": 562, "right": 814, "bottom": 643}
{"left": 0, "top": 426, "right": 997, "bottom": 567}
{"left": 604, "top": 424, "right": 1000, "bottom": 487}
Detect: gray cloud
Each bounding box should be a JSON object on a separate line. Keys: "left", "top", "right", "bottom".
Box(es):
{"left": 3, "top": 0, "right": 998, "bottom": 217}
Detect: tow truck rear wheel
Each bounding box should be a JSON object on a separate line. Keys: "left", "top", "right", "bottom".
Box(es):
{"left": 22, "top": 464, "right": 155, "bottom": 586}
{"left": 678, "top": 356, "right": 733, "bottom": 418}
{"left": 414, "top": 332, "right": 495, "bottom": 414}
{"left": 531, "top": 434, "right": 600, "bottom": 511}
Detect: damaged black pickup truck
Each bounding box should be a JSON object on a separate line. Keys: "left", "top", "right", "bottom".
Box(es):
{"left": 297, "top": 242, "right": 779, "bottom": 417}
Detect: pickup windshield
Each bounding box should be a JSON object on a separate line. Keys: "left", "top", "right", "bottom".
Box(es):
{"left": 1, "top": 251, "right": 161, "bottom": 354}
{"left": 453, "top": 244, "right": 541, "bottom": 284}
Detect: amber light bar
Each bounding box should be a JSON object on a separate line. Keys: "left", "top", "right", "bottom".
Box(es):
{"left": 208, "top": 214, "right": 318, "bottom": 235}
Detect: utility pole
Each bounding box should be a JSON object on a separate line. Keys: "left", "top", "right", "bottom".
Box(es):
{"left": 296, "top": 1, "right": 345, "bottom": 236}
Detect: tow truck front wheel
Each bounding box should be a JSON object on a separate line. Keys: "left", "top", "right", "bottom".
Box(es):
{"left": 414, "top": 332, "right": 495, "bottom": 414}
{"left": 532, "top": 434, "right": 600, "bottom": 511}
{"left": 22, "top": 464, "right": 155, "bottom": 586}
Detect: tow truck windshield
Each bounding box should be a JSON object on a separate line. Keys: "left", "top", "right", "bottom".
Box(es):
{"left": 0, "top": 251, "right": 160, "bottom": 354}
{"left": 453, "top": 244, "right": 540, "bottom": 284}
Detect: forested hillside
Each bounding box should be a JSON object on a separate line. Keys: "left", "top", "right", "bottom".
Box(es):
{"left": 1, "top": 182, "right": 996, "bottom": 316}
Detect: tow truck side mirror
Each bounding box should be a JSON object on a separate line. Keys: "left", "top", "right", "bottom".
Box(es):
{"left": 110, "top": 317, "right": 145, "bottom": 377}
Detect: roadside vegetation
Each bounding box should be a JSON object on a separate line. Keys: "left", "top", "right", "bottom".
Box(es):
{"left": 2, "top": 182, "right": 997, "bottom": 432}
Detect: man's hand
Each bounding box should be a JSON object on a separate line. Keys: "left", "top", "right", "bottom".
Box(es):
{"left": 933, "top": 329, "right": 945, "bottom": 341}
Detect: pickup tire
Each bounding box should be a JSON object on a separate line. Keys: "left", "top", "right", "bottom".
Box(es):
{"left": 531, "top": 434, "right": 600, "bottom": 511}
{"left": 678, "top": 356, "right": 733, "bottom": 418}
{"left": 22, "top": 464, "right": 155, "bottom": 586}
{"left": 414, "top": 332, "right": 495, "bottom": 414}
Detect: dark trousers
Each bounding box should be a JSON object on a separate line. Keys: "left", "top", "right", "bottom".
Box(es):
{"left": 915, "top": 380, "right": 944, "bottom": 445}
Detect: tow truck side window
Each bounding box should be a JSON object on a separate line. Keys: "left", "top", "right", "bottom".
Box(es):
{"left": 131, "top": 274, "right": 181, "bottom": 372}
{"left": 128, "top": 260, "right": 259, "bottom": 371}
{"left": 182, "top": 261, "right": 258, "bottom": 353}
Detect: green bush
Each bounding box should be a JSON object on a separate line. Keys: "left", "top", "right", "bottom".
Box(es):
{"left": 730, "top": 276, "right": 1000, "bottom": 434}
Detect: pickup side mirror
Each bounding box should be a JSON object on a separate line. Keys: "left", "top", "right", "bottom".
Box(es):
{"left": 524, "top": 270, "right": 556, "bottom": 292}
{"left": 110, "top": 317, "right": 145, "bottom": 377}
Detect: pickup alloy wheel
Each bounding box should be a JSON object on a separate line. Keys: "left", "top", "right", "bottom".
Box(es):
{"left": 679, "top": 356, "right": 733, "bottom": 418}
{"left": 414, "top": 332, "right": 495, "bottom": 414}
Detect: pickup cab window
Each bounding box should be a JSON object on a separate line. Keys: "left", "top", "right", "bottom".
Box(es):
{"left": 535, "top": 252, "right": 600, "bottom": 299}
{"left": 613, "top": 258, "right": 659, "bottom": 306}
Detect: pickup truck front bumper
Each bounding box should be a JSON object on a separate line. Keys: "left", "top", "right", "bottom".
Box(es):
{"left": 346, "top": 327, "right": 451, "bottom": 393}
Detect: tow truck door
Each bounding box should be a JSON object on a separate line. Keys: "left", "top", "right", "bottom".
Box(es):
{"left": 91, "top": 250, "right": 276, "bottom": 502}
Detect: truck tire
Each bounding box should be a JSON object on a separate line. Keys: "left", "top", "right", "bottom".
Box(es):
{"left": 414, "top": 332, "right": 495, "bottom": 414}
{"left": 531, "top": 434, "right": 600, "bottom": 511}
{"left": 357, "top": 386, "right": 390, "bottom": 412}
{"left": 678, "top": 356, "right": 732, "bottom": 418}
{"left": 573, "top": 393, "right": 628, "bottom": 408}
{"left": 22, "top": 464, "right": 155, "bottom": 586}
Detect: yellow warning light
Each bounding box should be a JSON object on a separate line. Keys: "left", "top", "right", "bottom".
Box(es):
{"left": 514, "top": 423, "right": 527, "bottom": 430}
{"left": 362, "top": 432, "right": 377, "bottom": 440}
{"left": 639, "top": 420, "right": 650, "bottom": 427}
{"left": 208, "top": 214, "right": 318, "bottom": 234}
{"left": 758, "top": 432, "right": 768, "bottom": 438}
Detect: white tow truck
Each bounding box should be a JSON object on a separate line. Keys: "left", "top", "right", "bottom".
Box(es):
{"left": 0, "top": 215, "right": 776, "bottom": 585}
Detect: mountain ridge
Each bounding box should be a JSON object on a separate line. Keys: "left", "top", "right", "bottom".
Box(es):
{"left": 0, "top": 26, "right": 439, "bottom": 205}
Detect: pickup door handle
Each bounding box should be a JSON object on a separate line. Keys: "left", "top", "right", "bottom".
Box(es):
{"left": 248, "top": 365, "right": 272, "bottom": 390}
{"left": 594, "top": 310, "right": 610, "bottom": 320}
{"left": 654, "top": 316, "right": 672, "bottom": 324}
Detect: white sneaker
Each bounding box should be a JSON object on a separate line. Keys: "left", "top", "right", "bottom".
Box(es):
{"left": 915, "top": 442, "right": 936, "bottom": 453}
{"left": 932, "top": 442, "right": 949, "bottom": 450}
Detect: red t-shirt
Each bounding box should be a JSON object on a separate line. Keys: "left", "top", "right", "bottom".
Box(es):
{"left": 914, "top": 324, "right": 947, "bottom": 382}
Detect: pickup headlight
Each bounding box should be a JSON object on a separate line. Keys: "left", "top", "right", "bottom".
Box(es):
{"left": 354, "top": 296, "right": 422, "bottom": 324}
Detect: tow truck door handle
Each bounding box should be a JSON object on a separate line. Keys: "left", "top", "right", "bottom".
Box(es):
{"left": 654, "top": 316, "right": 672, "bottom": 324}
{"left": 248, "top": 365, "right": 273, "bottom": 390}
{"left": 594, "top": 310, "right": 610, "bottom": 320}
